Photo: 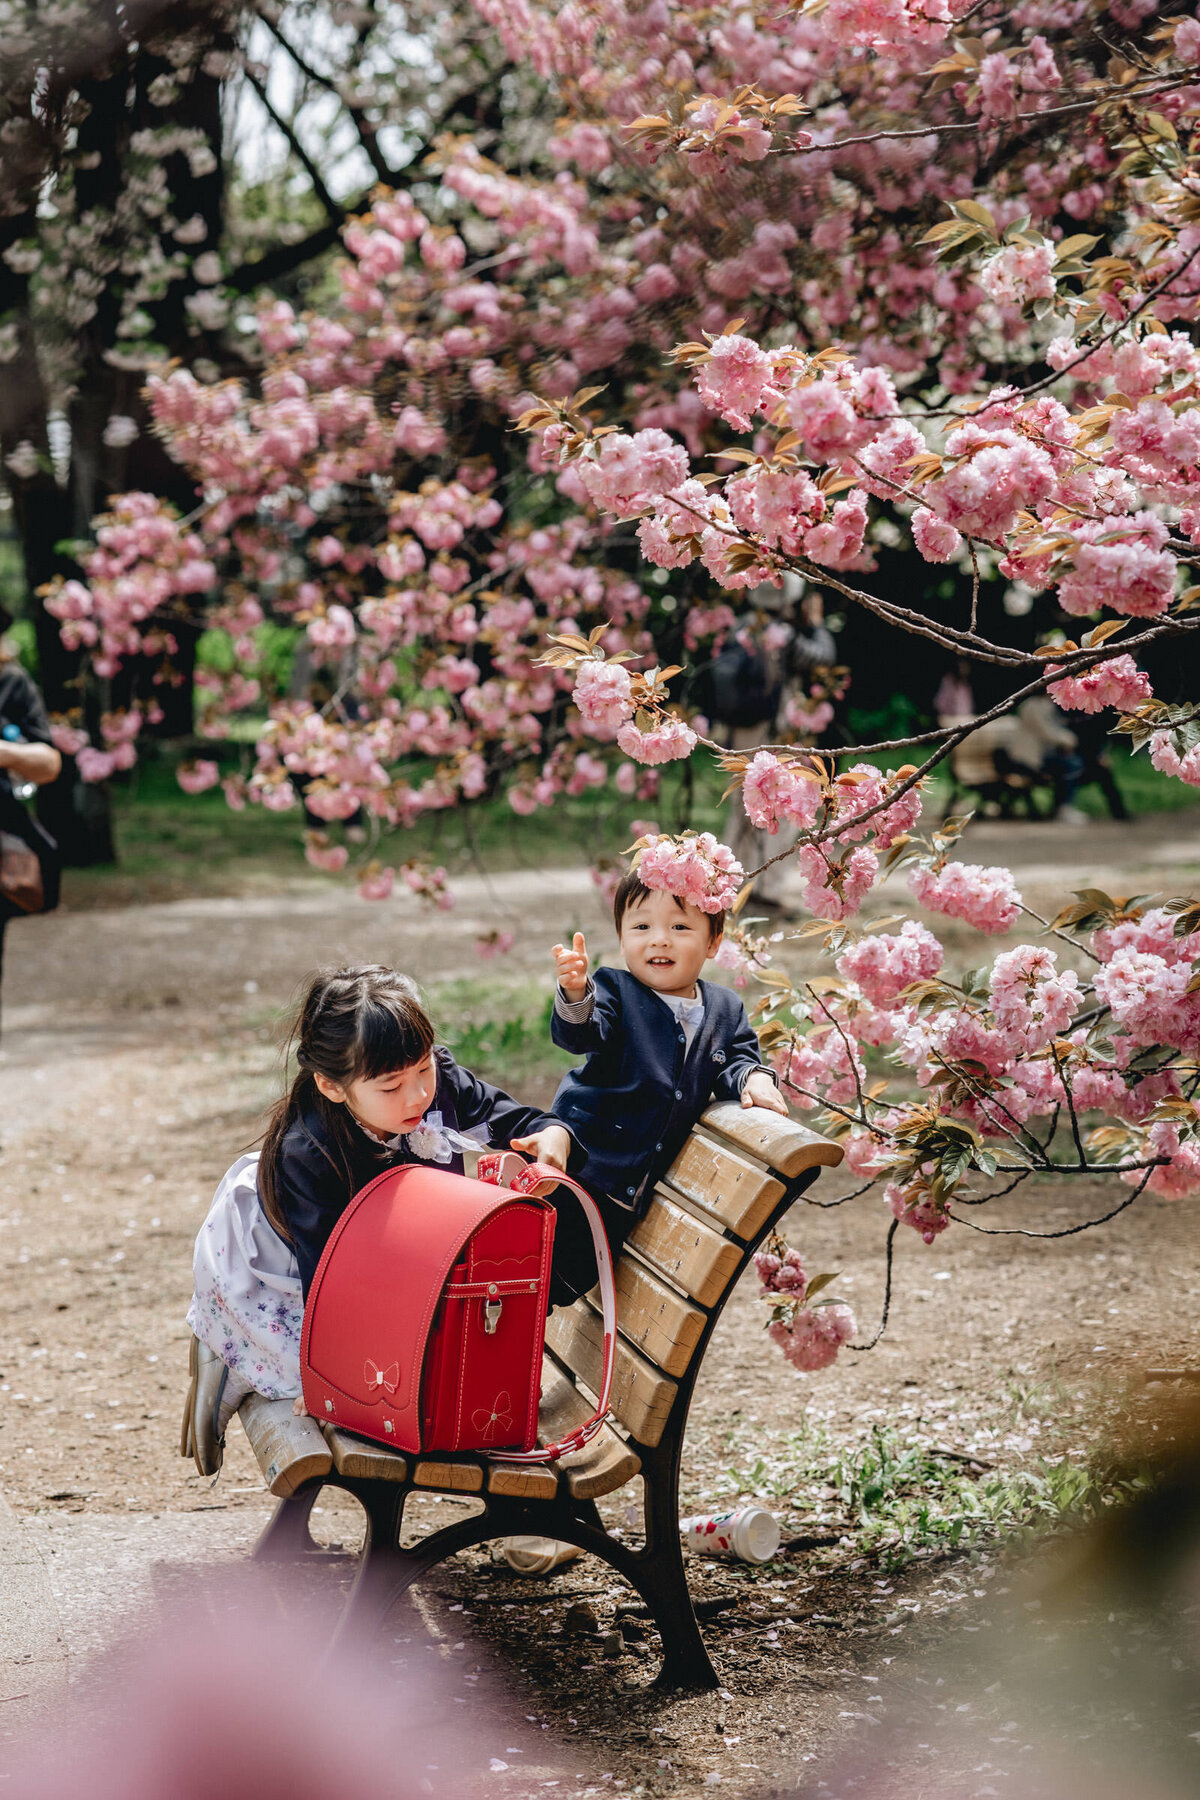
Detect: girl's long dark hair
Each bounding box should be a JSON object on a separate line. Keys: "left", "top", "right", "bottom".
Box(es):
{"left": 258, "top": 964, "right": 436, "bottom": 1241}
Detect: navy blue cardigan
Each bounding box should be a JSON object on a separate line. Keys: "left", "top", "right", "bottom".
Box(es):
{"left": 550, "top": 967, "right": 769, "bottom": 1210}
{"left": 273, "top": 1047, "right": 581, "bottom": 1296}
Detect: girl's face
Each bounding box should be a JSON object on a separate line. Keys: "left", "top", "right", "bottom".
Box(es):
{"left": 314, "top": 1050, "right": 438, "bottom": 1140}
{"left": 618, "top": 887, "right": 722, "bottom": 998}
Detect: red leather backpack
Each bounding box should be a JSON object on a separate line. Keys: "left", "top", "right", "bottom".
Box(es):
{"left": 300, "top": 1155, "right": 614, "bottom": 1462}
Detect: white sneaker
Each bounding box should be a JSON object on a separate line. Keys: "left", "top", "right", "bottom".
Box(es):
{"left": 501, "top": 1536, "right": 583, "bottom": 1574}
{"left": 1056, "top": 805, "right": 1088, "bottom": 825}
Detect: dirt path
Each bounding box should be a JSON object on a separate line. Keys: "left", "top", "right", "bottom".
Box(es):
{"left": 0, "top": 812, "right": 1198, "bottom": 1790}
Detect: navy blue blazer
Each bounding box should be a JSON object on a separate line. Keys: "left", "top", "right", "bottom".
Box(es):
{"left": 550, "top": 967, "right": 769, "bottom": 1210}
{"left": 274, "top": 1047, "right": 581, "bottom": 1296}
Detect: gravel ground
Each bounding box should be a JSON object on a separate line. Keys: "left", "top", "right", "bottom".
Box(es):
{"left": 0, "top": 812, "right": 1198, "bottom": 1793}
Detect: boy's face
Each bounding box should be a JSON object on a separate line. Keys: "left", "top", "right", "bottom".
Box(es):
{"left": 618, "top": 888, "right": 722, "bottom": 999}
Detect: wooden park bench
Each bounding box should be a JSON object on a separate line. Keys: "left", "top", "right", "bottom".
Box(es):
{"left": 190, "top": 1104, "right": 842, "bottom": 1688}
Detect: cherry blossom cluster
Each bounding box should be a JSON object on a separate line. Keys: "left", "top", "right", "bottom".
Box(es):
{"left": 1047, "top": 655, "right": 1153, "bottom": 715}
{"left": 38, "top": 0, "right": 1200, "bottom": 1333}
{"left": 634, "top": 832, "right": 744, "bottom": 916}
{"left": 43, "top": 492, "right": 215, "bottom": 718}
{"left": 754, "top": 1237, "right": 857, "bottom": 1373}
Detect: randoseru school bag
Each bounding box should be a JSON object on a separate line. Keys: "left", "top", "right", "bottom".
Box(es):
{"left": 299, "top": 1154, "right": 614, "bottom": 1463}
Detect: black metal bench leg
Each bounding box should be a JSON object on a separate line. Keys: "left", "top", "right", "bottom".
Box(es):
{"left": 637, "top": 1455, "right": 719, "bottom": 1691}
{"left": 330, "top": 1479, "right": 411, "bottom": 1641}
{"left": 252, "top": 1479, "right": 325, "bottom": 1562}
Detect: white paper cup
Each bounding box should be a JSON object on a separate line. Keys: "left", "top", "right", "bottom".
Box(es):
{"left": 679, "top": 1505, "right": 781, "bottom": 1564}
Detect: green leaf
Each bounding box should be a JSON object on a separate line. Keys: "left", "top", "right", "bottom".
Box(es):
{"left": 1055, "top": 234, "right": 1101, "bottom": 261}
{"left": 953, "top": 198, "right": 998, "bottom": 235}
{"left": 804, "top": 1271, "right": 841, "bottom": 1303}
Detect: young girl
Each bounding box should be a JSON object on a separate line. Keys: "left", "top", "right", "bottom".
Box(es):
{"left": 185, "top": 963, "right": 576, "bottom": 1472}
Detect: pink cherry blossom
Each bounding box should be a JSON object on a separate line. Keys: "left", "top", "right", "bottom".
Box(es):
{"left": 636, "top": 832, "right": 743, "bottom": 915}
{"left": 1057, "top": 515, "right": 1177, "bottom": 619}
{"left": 1093, "top": 948, "right": 1200, "bottom": 1053}
{"left": 836, "top": 920, "right": 943, "bottom": 1006}
{"left": 49, "top": 719, "right": 90, "bottom": 757}
{"left": 912, "top": 506, "right": 963, "bottom": 563}
{"left": 572, "top": 660, "right": 635, "bottom": 735}
{"left": 775, "top": 1027, "right": 866, "bottom": 1111}
{"left": 177, "top": 760, "right": 221, "bottom": 795}
{"left": 741, "top": 752, "right": 823, "bottom": 833}
{"left": 978, "top": 52, "right": 1019, "bottom": 119}
{"left": 795, "top": 843, "right": 879, "bottom": 921}
{"left": 1149, "top": 733, "right": 1200, "bottom": 789}
{"left": 784, "top": 367, "right": 897, "bottom": 463}
{"left": 476, "top": 928, "right": 516, "bottom": 958}
{"left": 767, "top": 1304, "right": 856, "bottom": 1371}
{"left": 833, "top": 765, "right": 924, "bottom": 847}
{"left": 1094, "top": 909, "right": 1191, "bottom": 969}
{"left": 357, "top": 864, "right": 396, "bottom": 902}
{"left": 989, "top": 943, "right": 1081, "bottom": 1052}
{"left": 1129, "top": 1120, "right": 1200, "bottom": 1199}
{"left": 1047, "top": 654, "right": 1152, "bottom": 713}
{"left": 909, "top": 860, "right": 1023, "bottom": 935}
{"left": 616, "top": 715, "right": 697, "bottom": 765}
{"left": 76, "top": 746, "right": 116, "bottom": 784}
{"left": 979, "top": 242, "right": 1055, "bottom": 308}
{"left": 576, "top": 429, "right": 690, "bottom": 515}
{"left": 886, "top": 1177, "right": 951, "bottom": 1244}
{"left": 304, "top": 834, "right": 350, "bottom": 873}
{"left": 695, "top": 334, "right": 774, "bottom": 431}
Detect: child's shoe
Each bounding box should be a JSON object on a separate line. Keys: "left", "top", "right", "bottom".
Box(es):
{"left": 501, "top": 1536, "right": 583, "bottom": 1575}
{"left": 181, "top": 1335, "right": 239, "bottom": 1477}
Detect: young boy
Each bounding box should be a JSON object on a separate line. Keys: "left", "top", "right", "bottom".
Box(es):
{"left": 547, "top": 869, "right": 786, "bottom": 1298}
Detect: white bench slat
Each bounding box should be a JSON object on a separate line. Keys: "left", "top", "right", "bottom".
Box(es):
{"left": 240, "top": 1393, "right": 332, "bottom": 1497}
{"left": 627, "top": 1192, "right": 740, "bottom": 1306}
{"left": 586, "top": 1253, "right": 706, "bottom": 1377}
{"left": 546, "top": 1299, "right": 677, "bottom": 1448}
{"left": 664, "top": 1133, "right": 785, "bottom": 1241}
{"left": 700, "top": 1103, "right": 846, "bottom": 1180}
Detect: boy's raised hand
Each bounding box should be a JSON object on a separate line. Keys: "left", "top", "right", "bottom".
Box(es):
{"left": 552, "top": 930, "right": 590, "bottom": 1003}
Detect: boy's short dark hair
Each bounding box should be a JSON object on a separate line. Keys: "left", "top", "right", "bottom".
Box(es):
{"left": 613, "top": 870, "right": 725, "bottom": 942}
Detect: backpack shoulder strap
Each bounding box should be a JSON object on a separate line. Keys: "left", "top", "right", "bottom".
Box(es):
{"left": 476, "top": 1155, "right": 616, "bottom": 1465}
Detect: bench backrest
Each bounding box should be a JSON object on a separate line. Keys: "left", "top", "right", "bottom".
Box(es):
{"left": 543, "top": 1104, "right": 842, "bottom": 1449}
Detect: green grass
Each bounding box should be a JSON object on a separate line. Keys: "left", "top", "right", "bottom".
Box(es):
{"left": 711, "top": 1416, "right": 1146, "bottom": 1575}
{"left": 61, "top": 746, "right": 731, "bottom": 907}
{"left": 61, "top": 735, "right": 1198, "bottom": 909}
{"left": 427, "top": 981, "right": 575, "bottom": 1105}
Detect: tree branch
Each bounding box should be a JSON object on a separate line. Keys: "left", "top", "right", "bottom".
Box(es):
{"left": 239, "top": 61, "right": 341, "bottom": 222}
{"left": 255, "top": 8, "right": 393, "bottom": 183}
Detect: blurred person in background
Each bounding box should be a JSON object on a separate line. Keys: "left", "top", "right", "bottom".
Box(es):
{"left": 0, "top": 604, "right": 61, "bottom": 1029}
{"left": 1069, "top": 708, "right": 1130, "bottom": 821}
{"left": 1002, "top": 694, "right": 1087, "bottom": 824}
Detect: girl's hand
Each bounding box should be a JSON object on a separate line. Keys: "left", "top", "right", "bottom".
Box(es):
{"left": 742, "top": 1071, "right": 788, "bottom": 1115}
{"left": 509, "top": 1124, "right": 572, "bottom": 1194}
{"left": 552, "top": 931, "right": 590, "bottom": 1003}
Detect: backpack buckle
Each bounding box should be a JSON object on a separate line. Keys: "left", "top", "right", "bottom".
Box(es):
{"left": 483, "top": 1291, "right": 503, "bottom": 1335}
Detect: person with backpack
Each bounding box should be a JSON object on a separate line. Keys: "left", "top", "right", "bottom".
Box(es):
{"left": 0, "top": 608, "right": 61, "bottom": 1029}
{"left": 709, "top": 580, "right": 836, "bottom": 912}
{"left": 184, "top": 963, "right": 581, "bottom": 1473}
